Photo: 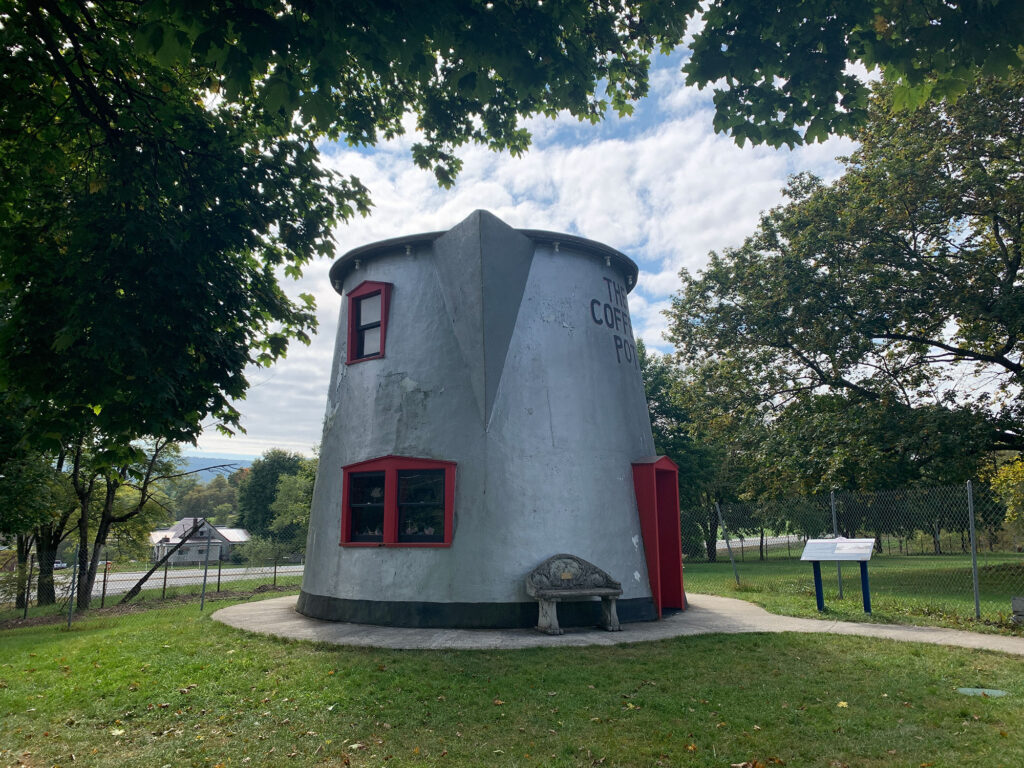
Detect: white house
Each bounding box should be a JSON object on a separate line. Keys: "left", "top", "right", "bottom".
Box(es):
{"left": 149, "top": 518, "right": 250, "bottom": 564}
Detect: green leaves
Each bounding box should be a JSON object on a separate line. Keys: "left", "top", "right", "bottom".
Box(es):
{"left": 666, "top": 73, "right": 1024, "bottom": 492}
{"left": 684, "top": 0, "right": 1024, "bottom": 146}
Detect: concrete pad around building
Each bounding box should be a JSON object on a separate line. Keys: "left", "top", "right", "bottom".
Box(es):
{"left": 212, "top": 593, "right": 1024, "bottom": 655}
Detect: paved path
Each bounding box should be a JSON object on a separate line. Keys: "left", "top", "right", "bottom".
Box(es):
{"left": 212, "top": 593, "right": 1024, "bottom": 655}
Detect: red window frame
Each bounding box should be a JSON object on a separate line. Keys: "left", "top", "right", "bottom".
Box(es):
{"left": 340, "top": 455, "right": 456, "bottom": 547}
{"left": 346, "top": 280, "right": 393, "bottom": 364}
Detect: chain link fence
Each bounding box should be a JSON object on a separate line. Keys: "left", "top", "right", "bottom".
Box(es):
{"left": 1, "top": 520, "right": 307, "bottom": 631}
{"left": 7, "top": 483, "right": 1024, "bottom": 632}
{"left": 682, "top": 482, "right": 1024, "bottom": 626}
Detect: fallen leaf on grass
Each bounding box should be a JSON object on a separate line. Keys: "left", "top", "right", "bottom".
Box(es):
{"left": 493, "top": 699, "right": 505, "bottom": 706}
{"left": 837, "top": 701, "right": 848, "bottom": 708}
{"left": 109, "top": 728, "right": 125, "bottom": 737}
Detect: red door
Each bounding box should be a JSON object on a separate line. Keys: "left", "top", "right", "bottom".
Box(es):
{"left": 632, "top": 456, "right": 685, "bottom": 617}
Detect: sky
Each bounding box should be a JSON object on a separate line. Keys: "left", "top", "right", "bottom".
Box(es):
{"left": 190, "top": 50, "right": 857, "bottom": 459}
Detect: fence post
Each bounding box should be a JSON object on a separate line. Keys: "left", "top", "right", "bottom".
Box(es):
{"left": 273, "top": 555, "right": 279, "bottom": 587}
{"left": 967, "top": 480, "right": 981, "bottom": 620}
{"left": 162, "top": 558, "right": 169, "bottom": 599}
{"left": 716, "top": 503, "right": 740, "bottom": 587}
{"left": 217, "top": 552, "right": 222, "bottom": 593}
{"left": 23, "top": 554, "right": 35, "bottom": 620}
{"left": 100, "top": 549, "right": 109, "bottom": 609}
{"left": 831, "top": 490, "right": 844, "bottom": 599}
{"left": 66, "top": 544, "right": 78, "bottom": 630}
{"left": 200, "top": 526, "right": 212, "bottom": 612}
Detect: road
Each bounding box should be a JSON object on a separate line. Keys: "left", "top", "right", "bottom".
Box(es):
{"left": 55, "top": 564, "right": 305, "bottom": 600}
{"left": 715, "top": 533, "right": 804, "bottom": 552}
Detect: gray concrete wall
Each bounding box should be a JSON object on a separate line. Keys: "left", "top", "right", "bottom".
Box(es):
{"left": 302, "top": 212, "right": 657, "bottom": 624}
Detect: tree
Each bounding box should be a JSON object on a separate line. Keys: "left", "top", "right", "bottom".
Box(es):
{"left": 638, "top": 342, "right": 757, "bottom": 559}
{"left": 236, "top": 449, "right": 304, "bottom": 537}
{"left": 683, "top": 1, "right": 1024, "bottom": 147}
{"left": 65, "top": 437, "right": 182, "bottom": 608}
{"left": 667, "top": 74, "right": 1024, "bottom": 489}
{"left": 2, "top": 2, "right": 341, "bottom": 449}
{"left": 0, "top": 391, "right": 71, "bottom": 606}
{"left": 269, "top": 453, "right": 318, "bottom": 545}
{"left": 991, "top": 458, "right": 1024, "bottom": 524}
{"left": 179, "top": 475, "right": 239, "bottom": 524}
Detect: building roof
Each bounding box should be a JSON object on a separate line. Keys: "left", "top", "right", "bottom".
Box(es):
{"left": 150, "top": 518, "right": 250, "bottom": 545}
{"left": 329, "top": 210, "right": 639, "bottom": 293}
{"left": 214, "top": 527, "right": 251, "bottom": 543}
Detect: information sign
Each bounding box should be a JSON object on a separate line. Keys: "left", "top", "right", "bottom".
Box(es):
{"left": 800, "top": 538, "right": 876, "bottom": 614}
{"left": 800, "top": 538, "right": 875, "bottom": 562}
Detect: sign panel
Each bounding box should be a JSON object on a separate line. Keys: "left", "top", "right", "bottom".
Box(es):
{"left": 800, "top": 538, "right": 875, "bottom": 562}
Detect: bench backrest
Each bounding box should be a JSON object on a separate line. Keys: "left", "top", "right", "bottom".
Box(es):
{"left": 525, "top": 554, "right": 621, "bottom": 596}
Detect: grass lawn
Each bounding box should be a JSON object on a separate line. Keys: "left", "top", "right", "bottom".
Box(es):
{"left": 684, "top": 554, "right": 1024, "bottom": 633}
{"left": 2, "top": 597, "right": 1024, "bottom": 767}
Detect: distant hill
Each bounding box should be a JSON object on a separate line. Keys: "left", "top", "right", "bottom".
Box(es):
{"left": 180, "top": 455, "right": 253, "bottom": 482}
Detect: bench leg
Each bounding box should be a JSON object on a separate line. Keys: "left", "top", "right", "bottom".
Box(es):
{"left": 536, "top": 599, "right": 563, "bottom": 635}
{"left": 600, "top": 597, "right": 621, "bottom": 631}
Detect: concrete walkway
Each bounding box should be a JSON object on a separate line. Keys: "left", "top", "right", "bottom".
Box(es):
{"left": 211, "top": 593, "right": 1024, "bottom": 655}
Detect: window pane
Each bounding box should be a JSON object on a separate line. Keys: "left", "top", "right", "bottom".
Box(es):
{"left": 350, "top": 505, "right": 384, "bottom": 541}
{"left": 350, "top": 472, "right": 384, "bottom": 504}
{"left": 397, "top": 470, "right": 445, "bottom": 542}
{"left": 349, "top": 471, "right": 384, "bottom": 542}
{"left": 357, "top": 293, "right": 381, "bottom": 325}
{"left": 358, "top": 326, "right": 381, "bottom": 357}
{"left": 398, "top": 505, "right": 444, "bottom": 543}
{"left": 398, "top": 469, "right": 444, "bottom": 504}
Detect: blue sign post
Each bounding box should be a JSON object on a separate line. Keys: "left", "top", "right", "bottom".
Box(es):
{"left": 801, "top": 538, "right": 875, "bottom": 613}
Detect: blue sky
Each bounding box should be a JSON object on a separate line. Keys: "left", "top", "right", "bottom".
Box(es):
{"left": 190, "top": 51, "right": 856, "bottom": 459}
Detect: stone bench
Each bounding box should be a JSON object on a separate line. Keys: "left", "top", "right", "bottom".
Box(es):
{"left": 525, "top": 554, "right": 623, "bottom": 635}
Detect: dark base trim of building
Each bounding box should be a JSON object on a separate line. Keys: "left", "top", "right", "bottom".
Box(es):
{"left": 297, "top": 590, "right": 658, "bottom": 629}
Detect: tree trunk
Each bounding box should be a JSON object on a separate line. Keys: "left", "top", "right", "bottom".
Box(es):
{"left": 931, "top": 520, "right": 942, "bottom": 555}
{"left": 703, "top": 507, "right": 718, "bottom": 562}
{"left": 15, "top": 534, "right": 32, "bottom": 610}
{"left": 76, "top": 508, "right": 91, "bottom": 610}
{"left": 34, "top": 522, "right": 65, "bottom": 605}
{"left": 874, "top": 530, "right": 883, "bottom": 554}
{"left": 79, "top": 512, "right": 115, "bottom": 611}
{"left": 759, "top": 527, "right": 765, "bottom": 560}
{"left": 121, "top": 520, "right": 204, "bottom": 604}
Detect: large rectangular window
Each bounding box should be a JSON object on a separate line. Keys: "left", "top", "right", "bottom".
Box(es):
{"left": 341, "top": 456, "right": 456, "bottom": 547}
{"left": 346, "top": 281, "right": 392, "bottom": 364}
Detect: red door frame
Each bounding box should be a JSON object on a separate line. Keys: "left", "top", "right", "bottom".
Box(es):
{"left": 632, "top": 456, "right": 685, "bottom": 617}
